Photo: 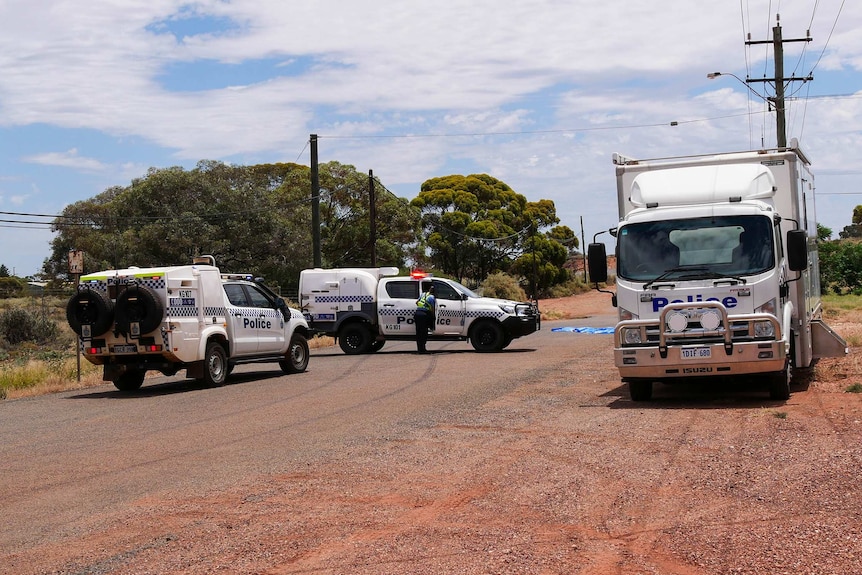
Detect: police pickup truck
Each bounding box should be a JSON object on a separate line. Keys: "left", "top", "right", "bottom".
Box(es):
{"left": 299, "top": 267, "right": 540, "bottom": 354}
{"left": 66, "top": 256, "right": 310, "bottom": 391}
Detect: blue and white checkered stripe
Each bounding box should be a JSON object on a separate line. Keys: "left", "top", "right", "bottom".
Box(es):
{"left": 107, "top": 277, "right": 166, "bottom": 291}
{"left": 379, "top": 307, "right": 413, "bottom": 317}
{"left": 203, "top": 306, "right": 227, "bottom": 317}
{"left": 465, "top": 310, "right": 504, "bottom": 319}
{"left": 313, "top": 295, "right": 374, "bottom": 303}
{"left": 377, "top": 308, "right": 503, "bottom": 319}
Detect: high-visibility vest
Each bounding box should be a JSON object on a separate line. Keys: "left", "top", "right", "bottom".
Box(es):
{"left": 416, "top": 292, "right": 433, "bottom": 310}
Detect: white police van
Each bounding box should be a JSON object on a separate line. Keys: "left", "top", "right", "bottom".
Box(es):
{"left": 299, "top": 267, "right": 540, "bottom": 354}
{"left": 66, "top": 256, "right": 310, "bottom": 391}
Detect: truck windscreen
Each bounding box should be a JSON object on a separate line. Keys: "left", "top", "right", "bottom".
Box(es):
{"left": 617, "top": 215, "right": 775, "bottom": 281}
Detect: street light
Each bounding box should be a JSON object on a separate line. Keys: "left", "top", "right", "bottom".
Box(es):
{"left": 706, "top": 72, "right": 767, "bottom": 102}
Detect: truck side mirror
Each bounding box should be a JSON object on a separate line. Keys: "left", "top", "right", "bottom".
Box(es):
{"left": 787, "top": 229, "right": 808, "bottom": 272}
{"left": 587, "top": 243, "right": 608, "bottom": 284}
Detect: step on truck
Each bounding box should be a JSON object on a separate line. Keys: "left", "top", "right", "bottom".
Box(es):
{"left": 66, "top": 256, "right": 310, "bottom": 391}
{"left": 299, "top": 268, "right": 540, "bottom": 353}
{"left": 587, "top": 141, "right": 847, "bottom": 401}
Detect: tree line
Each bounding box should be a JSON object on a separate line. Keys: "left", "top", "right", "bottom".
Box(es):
{"left": 40, "top": 160, "right": 578, "bottom": 296}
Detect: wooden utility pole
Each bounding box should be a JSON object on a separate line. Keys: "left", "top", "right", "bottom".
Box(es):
{"left": 745, "top": 17, "right": 812, "bottom": 148}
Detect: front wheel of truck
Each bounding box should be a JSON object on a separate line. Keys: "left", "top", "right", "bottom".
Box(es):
{"left": 628, "top": 379, "right": 653, "bottom": 401}
{"left": 768, "top": 360, "right": 791, "bottom": 401}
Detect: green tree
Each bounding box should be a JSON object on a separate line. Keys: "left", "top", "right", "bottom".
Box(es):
{"left": 838, "top": 205, "right": 862, "bottom": 239}
{"left": 45, "top": 161, "right": 420, "bottom": 291}
{"left": 818, "top": 239, "right": 862, "bottom": 294}
{"left": 411, "top": 174, "right": 565, "bottom": 286}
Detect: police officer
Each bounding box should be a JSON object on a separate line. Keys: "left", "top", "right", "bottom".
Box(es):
{"left": 414, "top": 283, "right": 436, "bottom": 353}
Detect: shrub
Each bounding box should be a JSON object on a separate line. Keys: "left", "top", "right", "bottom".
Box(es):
{"left": 480, "top": 273, "right": 527, "bottom": 301}
{"left": 0, "top": 307, "right": 59, "bottom": 345}
{"left": 544, "top": 276, "right": 592, "bottom": 299}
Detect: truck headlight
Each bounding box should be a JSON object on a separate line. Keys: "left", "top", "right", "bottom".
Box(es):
{"left": 498, "top": 304, "right": 515, "bottom": 314}
{"left": 623, "top": 327, "right": 642, "bottom": 344}
{"left": 754, "top": 299, "right": 777, "bottom": 338}
{"left": 754, "top": 321, "right": 775, "bottom": 338}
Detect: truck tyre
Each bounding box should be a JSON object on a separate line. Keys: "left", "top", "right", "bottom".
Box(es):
{"left": 470, "top": 320, "right": 504, "bottom": 352}
{"left": 628, "top": 379, "right": 653, "bottom": 401}
{"left": 280, "top": 333, "right": 310, "bottom": 374}
{"left": 201, "top": 341, "right": 228, "bottom": 387}
{"left": 769, "top": 360, "right": 791, "bottom": 400}
{"left": 370, "top": 339, "right": 386, "bottom": 352}
{"left": 113, "top": 369, "right": 145, "bottom": 392}
{"left": 66, "top": 290, "right": 114, "bottom": 337}
{"left": 115, "top": 284, "right": 164, "bottom": 336}
{"left": 339, "top": 323, "right": 371, "bottom": 354}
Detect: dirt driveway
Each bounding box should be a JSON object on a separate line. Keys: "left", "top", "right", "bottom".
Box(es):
{"left": 2, "top": 292, "right": 861, "bottom": 574}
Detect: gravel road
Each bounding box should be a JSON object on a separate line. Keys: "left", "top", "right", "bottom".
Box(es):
{"left": 1, "top": 293, "right": 860, "bottom": 574}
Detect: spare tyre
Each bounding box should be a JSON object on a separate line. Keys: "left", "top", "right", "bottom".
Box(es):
{"left": 66, "top": 289, "right": 114, "bottom": 337}
{"left": 114, "top": 284, "right": 164, "bottom": 336}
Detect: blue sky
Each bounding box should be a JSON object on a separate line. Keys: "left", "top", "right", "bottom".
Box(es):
{"left": 1, "top": 0, "right": 861, "bottom": 277}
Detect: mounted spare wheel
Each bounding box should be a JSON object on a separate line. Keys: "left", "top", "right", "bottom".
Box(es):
{"left": 114, "top": 284, "right": 164, "bottom": 336}
{"left": 66, "top": 289, "right": 114, "bottom": 337}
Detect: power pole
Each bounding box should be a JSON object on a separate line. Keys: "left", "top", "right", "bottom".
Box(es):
{"left": 745, "top": 16, "right": 812, "bottom": 148}
{"left": 368, "top": 169, "right": 377, "bottom": 267}
{"left": 310, "top": 134, "right": 321, "bottom": 267}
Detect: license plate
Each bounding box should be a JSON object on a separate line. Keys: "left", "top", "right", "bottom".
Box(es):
{"left": 681, "top": 347, "right": 711, "bottom": 359}
{"left": 111, "top": 344, "right": 137, "bottom": 353}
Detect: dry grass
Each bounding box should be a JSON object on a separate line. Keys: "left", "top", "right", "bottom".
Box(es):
{"left": 2, "top": 335, "right": 337, "bottom": 399}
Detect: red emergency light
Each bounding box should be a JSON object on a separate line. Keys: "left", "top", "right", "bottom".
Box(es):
{"left": 410, "top": 269, "right": 430, "bottom": 279}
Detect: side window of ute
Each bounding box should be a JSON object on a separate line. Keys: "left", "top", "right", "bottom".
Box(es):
{"left": 223, "top": 284, "right": 248, "bottom": 306}
{"left": 385, "top": 281, "right": 418, "bottom": 299}
{"left": 246, "top": 285, "right": 274, "bottom": 308}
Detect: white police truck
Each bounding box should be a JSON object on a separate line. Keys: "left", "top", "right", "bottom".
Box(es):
{"left": 299, "top": 267, "right": 540, "bottom": 353}
{"left": 66, "top": 256, "right": 310, "bottom": 391}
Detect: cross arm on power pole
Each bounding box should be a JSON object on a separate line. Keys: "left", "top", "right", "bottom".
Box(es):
{"left": 744, "top": 20, "right": 812, "bottom": 148}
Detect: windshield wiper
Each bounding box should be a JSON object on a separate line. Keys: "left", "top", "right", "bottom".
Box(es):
{"left": 644, "top": 267, "right": 748, "bottom": 289}
{"left": 695, "top": 271, "right": 748, "bottom": 285}
{"left": 643, "top": 266, "right": 708, "bottom": 290}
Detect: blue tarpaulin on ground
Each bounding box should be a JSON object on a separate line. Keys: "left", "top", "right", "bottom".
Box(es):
{"left": 551, "top": 326, "right": 615, "bottom": 334}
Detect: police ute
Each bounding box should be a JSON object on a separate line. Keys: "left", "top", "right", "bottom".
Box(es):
{"left": 299, "top": 267, "right": 540, "bottom": 353}
{"left": 66, "top": 256, "right": 310, "bottom": 392}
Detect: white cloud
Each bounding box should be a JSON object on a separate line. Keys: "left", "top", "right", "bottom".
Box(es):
{"left": 22, "top": 149, "right": 106, "bottom": 172}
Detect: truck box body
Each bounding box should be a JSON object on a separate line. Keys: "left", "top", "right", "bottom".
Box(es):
{"left": 592, "top": 141, "right": 846, "bottom": 400}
